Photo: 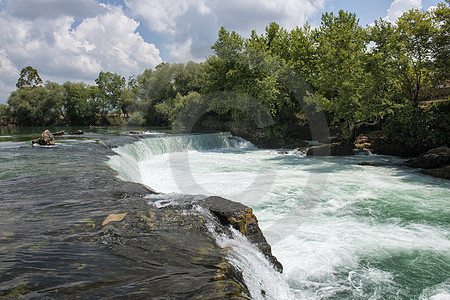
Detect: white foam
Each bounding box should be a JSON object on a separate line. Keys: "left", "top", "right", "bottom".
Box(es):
{"left": 107, "top": 133, "right": 450, "bottom": 299}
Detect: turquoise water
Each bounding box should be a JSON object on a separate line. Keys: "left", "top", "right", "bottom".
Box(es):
{"left": 110, "top": 133, "right": 450, "bottom": 299}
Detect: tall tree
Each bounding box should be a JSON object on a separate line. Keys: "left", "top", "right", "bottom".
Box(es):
{"left": 16, "top": 66, "right": 43, "bottom": 89}
{"left": 95, "top": 71, "right": 126, "bottom": 113}
{"left": 306, "top": 10, "right": 378, "bottom": 138}
{"left": 395, "top": 9, "right": 436, "bottom": 105}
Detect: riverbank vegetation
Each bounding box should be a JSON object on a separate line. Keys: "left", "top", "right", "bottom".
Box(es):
{"left": 1, "top": 3, "right": 448, "bottom": 153}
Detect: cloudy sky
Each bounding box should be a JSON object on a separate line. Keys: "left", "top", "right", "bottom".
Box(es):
{"left": 0, "top": 0, "right": 441, "bottom": 103}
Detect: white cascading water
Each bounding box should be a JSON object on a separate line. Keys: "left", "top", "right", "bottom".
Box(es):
{"left": 108, "top": 132, "right": 450, "bottom": 299}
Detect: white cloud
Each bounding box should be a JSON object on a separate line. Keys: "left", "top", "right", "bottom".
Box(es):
{"left": 5, "top": 0, "right": 101, "bottom": 19}
{"left": 124, "top": 0, "right": 211, "bottom": 34}
{"left": 0, "top": 4, "right": 162, "bottom": 103}
{"left": 125, "top": 0, "right": 325, "bottom": 62}
{"left": 167, "top": 38, "right": 195, "bottom": 62}
{"left": 0, "top": 50, "right": 19, "bottom": 103}
{"left": 385, "top": 0, "right": 422, "bottom": 22}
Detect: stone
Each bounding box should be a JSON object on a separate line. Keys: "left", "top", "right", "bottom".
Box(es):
{"left": 68, "top": 130, "right": 84, "bottom": 135}
{"left": 32, "top": 130, "right": 55, "bottom": 146}
{"left": 52, "top": 131, "right": 65, "bottom": 136}
{"left": 406, "top": 146, "right": 450, "bottom": 169}
{"left": 198, "top": 196, "right": 283, "bottom": 272}
{"left": 306, "top": 140, "right": 354, "bottom": 156}
{"left": 277, "top": 151, "right": 289, "bottom": 155}
{"left": 102, "top": 213, "right": 127, "bottom": 226}
{"left": 355, "top": 132, "right": 423, "bottom": 157}
{"left": 358, "top": 162, "right": 381, "bottom": 167}
{"left": 420, "top": 165, "right": 450, "bottom": 180}
{"left": 129, "top": 131, "right": 147, "bottom": 135}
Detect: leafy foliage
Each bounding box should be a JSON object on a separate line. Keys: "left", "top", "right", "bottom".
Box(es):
{"left": 2, "top": 2, "right": 448, "bottom": 153}
{"left": 16, "top": 66, "right": 43, "bottom": 89}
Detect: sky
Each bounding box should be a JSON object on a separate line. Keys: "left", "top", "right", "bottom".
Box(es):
{"left": 0, "top": 0, "right": 442, "bottom": 104}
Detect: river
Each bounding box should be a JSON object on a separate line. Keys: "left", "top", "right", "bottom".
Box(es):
{"left": 1, "top": 127, "right": 449, "bottom": 299}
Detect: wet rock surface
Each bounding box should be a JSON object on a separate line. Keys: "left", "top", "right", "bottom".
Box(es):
{"left": 420, "top": 165, "right": 450, "bottom": 180}
{"left": 51, "top": 131, "right": 65, "bottom": 136}
{"left": 128, "top": 130, "right": 147, "bottom": 135}
{"left": 0, "top": 135, "right": 277, "bottom": 298}
{"left": 358, "top": 162, "right": 382, "bottom": 167}
{"left": 355, "top": 132, "right": 424, "bottom": 157}
{"left": 406, "top": 146, "right": 450, "bottom": 180}
{"left": 32, "top": 129, "right": 55, "bottom": 146}
{"left": 199, "top": 196, "right": 283, "bottom": 272}
{"left": 406, "top": 146, "right": 450, "bottom": 169}
{"left": 68, "top": 130, "right": 84, "bottom": 135}
{"left": 306, "top": 140, "right": 355, "bottom": 156}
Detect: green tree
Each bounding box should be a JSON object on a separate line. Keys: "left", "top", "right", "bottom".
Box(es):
{"left": 431, "top": 1, "right": 450, "bottom": 82}
{"left": 95, "top": 71, "right": 126, "bottom": 113}
{"left": 0, "top": 104, "right": 12, "bottom": 125}
{"left": 305, "top": 10, "right": 380, "bottom": 138}
{"left": 16, "top": 66, "right": 43, "bottom": 89}
{"left": 395, "top": 9, "right": 436, "bottom": 105}
{"left": 8, "top": 82, "right": 61, "bottom": 126}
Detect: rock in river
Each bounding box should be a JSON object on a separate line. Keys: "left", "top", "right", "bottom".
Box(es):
{"left": 406, "top": 146, "right": 450, "bottom": 180}
{"left": 198, "top": 196, "right": 283, "bottom": 273}
{"left": 68, "top": 130, "right": 84, "bottom": 135}
{"left": 406, "top": 146, "right": 450, "bottom": 169}
{"left": 306, "top": 140, "right": 354, "bottom": 156}
{"left": 32, "top": 130, "right": 55, "bottom": 146}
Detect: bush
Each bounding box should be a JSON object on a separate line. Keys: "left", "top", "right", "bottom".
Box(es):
{"left": 127, "top": 112, "right": 145, "bottom": 126}
{"left": 383, "top": 100, "right": 450, "bottom": 150}
{"left": 0, "top": 104, "right": 12, "bottom": 125}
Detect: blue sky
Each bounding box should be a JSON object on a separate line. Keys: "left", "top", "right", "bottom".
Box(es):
{"left": 0, "top": 0, "right": 442, "bottom": 103}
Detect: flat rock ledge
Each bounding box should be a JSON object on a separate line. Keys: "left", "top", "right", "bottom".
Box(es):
{"left": 98, "top": 195, "right": 283, "bottom": 298}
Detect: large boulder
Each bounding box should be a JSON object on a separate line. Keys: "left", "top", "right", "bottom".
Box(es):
{"left": 406, "top": 146, "right": 450, "bottom": 169}
{"left": 306, "top": 141, "right": 354, "bottom": 156}
{"left": 198, "top": 196, "right": 283, "bottom": 273}
{"left": 420, "top": 165, "right": 450, "bottom": 180}
{"left": 32, "top": 130, "right": 55, "bottom": 146}
{"left": 355, "top": 132, "right": 425, "bottom": 157}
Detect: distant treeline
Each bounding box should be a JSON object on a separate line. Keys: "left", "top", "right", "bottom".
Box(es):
{"left": 1, "top": 3, "right": 449, "bottom": 149}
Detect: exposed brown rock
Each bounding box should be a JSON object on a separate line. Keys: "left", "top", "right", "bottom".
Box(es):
{"left": 198, "top": 196, "right": 283, "bottom": 272}
{"left": 406, "top": 146, "right": 450, "bottom": 169}
{"left": 355, "top": 132, "right": 423, "bottom": 157}
{"left": 32, "top": 130, "right": 55, "bottom": 146}
{"left": 52, "top": 131, "right": 65, "bottom": 136}
{"left": 420, "top": 165, "right": 450, "bottom": 180}
{"left": 306, "top": 140, "right": 354, "bottom": 156}
{"left": 128, "top": 131, "right": 147, "bottom": 135}
{"left": 68, "top": 130, "right": 84, "bottom": 135}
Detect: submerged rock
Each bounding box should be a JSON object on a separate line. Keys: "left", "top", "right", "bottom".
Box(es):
{"left": 198, "top": 196, "right": 283, "bottom": 273}
{"left": 406, "top": 146, "right": 450, "bottom": 169}
{"left": 306, "top": 141, "right": 354, "bottom": 156}
{"left": 32, "top": 130, "right": 55, "bottom": 146}
{"left": 102, "top": 213, "right": 128, "bottom": 226}
{"left": 358, "top": 162, "right": 381, "bottom": 167}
